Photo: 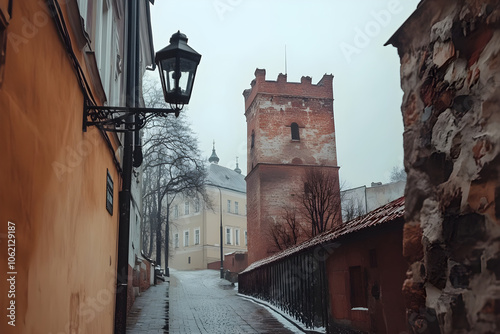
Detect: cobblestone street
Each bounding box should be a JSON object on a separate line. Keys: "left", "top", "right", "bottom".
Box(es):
{"left": 169, "top": 269, "right": 301, "bottom": 334}
{"left": 127, "top": 269, "right": 304, "bottom": 334}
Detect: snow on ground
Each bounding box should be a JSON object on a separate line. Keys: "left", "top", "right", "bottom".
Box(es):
{"left": 238, "top": 294, "right": 326, "bottom": 334}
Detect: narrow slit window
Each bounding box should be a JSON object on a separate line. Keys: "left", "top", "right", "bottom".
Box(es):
{"left": 106, "top": 170, "right": 113, "bottom": 215}
{"left": 291, "top": 122, "right": 300, "bottom": 140}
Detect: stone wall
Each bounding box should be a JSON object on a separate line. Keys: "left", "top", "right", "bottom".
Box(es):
{"left": 387, "top": 0, "right": 500, "bottom": 332}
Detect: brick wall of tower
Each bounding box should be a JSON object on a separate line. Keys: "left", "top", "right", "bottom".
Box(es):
{"left": 244, "top": 69, "right": 339, "bottom": 264}
{"left": 244, "top": 69, "right": 337, "bottom": 173}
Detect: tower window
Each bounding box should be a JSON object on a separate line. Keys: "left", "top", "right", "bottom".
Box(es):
{"left": 251, "top": 130, "right": 255, "bottom": 148}
{"left": 291, "top": 122, "right": 300, "bottom": 141}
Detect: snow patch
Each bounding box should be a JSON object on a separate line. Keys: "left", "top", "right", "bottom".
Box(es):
{"left": 351, "top": 307, "right": 368, "bottom": 311}
{"left": 239, "top": 294, "right": 326, "bottom": 334}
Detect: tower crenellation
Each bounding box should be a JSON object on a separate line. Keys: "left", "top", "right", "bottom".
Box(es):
{"left": 243, "top": 68, "right": 334, "bottom": 112}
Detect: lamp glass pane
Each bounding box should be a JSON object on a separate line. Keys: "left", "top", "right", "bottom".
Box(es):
{"left": 161, "top": 58, "right": 177, "bottom": 94}
{"left": 179, "top": 59, "right": 197, "bottom": 97}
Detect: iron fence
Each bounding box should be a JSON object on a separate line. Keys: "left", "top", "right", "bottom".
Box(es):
{"left": 238, "top": 248, "right": 331, "bottom": 332}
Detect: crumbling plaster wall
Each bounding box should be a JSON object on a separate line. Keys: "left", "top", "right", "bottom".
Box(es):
{"left": 390, "top": 0, "right": 500, "bottom": 332}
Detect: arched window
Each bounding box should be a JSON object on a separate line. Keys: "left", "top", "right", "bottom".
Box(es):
{"left": 291, "top": 122, "right": 300, "bottom": 140}
{"left": 251, "top": 130, "right": 255, "bottom": 148}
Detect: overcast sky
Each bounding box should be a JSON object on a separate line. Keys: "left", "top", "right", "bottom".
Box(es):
{"left": 149, "top": 0, "right": 420, "bottom": 189}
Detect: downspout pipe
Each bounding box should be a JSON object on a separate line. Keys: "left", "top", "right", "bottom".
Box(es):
{"left": 114, "top": 1, "right": 139, "bottom": 333}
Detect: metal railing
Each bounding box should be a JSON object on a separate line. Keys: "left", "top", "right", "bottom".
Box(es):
{"left": 238, "top": 247, "right": 331, "bottom": 331}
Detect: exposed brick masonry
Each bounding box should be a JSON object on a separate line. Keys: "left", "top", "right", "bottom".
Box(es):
{"left": 244, "top": 69, "right": 340, "bottom": 264}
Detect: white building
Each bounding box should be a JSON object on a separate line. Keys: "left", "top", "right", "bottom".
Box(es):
{"left": 341, "top": 180, "right": 405, "bottom": 222}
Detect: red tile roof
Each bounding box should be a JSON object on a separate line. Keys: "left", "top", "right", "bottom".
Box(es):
{"left": 242, "top": 196, "right": 405, "bottom": 273}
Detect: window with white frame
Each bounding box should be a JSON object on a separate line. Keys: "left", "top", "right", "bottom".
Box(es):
{"left": 195, "top": 228, "right": 200, "bottom": 245}
{"left": 98, "top": 0, "right": 112, "bottom": 93}
{"left": 194, "top": 199, "right": 200, "bottom": 213}
{"left": 227, "top": 200, "right": 231, "bottom": 213}
{"left": 235, "top": 229, "right": 240, "bottom": 246}
{"left": 174, "top": 233, "right": 179, "bottom": 248}
{"left": 184, "top": 201, "right": 189, "bottom": 215}
{"left": 173, "top": 205, "right": 178, "bottom": 219}
{"left": 76, "top": 0, "right": 121, "bottom": 105}
{"left": 245, "top": 230, "right": 247, "bottom": 246}
{"left": 184, "top": 230, "right": 189, "bottom": 247}
{"left": 235, "top": 201, "right": 239, "bottom": 215}
{"left": 76, "top": 0, "right": 90, "bottom": 32}
{"left": 226, "top": 227, "right": 232, "bottom": 245}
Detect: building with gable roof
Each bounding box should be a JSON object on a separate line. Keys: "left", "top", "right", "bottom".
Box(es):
{"left": 169, "top": 145, "right": 248, "bottom": 271}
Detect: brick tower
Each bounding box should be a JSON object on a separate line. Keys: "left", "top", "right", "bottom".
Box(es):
{"left": 243, "top": 69, "right": 340, "bottom": 264}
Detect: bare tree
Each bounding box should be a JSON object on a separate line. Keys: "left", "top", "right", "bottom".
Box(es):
{"left": 141, "top": 78, "right": 209, "bottom": 268}
{"left": 268, "top": 167, "right": 343, "bottom": 251}
{"left": 390, "top": 166, "right": 407, "bottom": 182}
{"left": 342, "top": 197, "right": 366, "bottom": 222}
{"left": 300, "top": 167, "right": 342, "bottom": 238}
{"left": 268, "top": 206, "right": 301, "bottom": 251}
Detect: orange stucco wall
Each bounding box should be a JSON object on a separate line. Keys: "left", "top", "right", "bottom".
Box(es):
{"left": 0, "top": 1, "right": 121, "bottom": 333}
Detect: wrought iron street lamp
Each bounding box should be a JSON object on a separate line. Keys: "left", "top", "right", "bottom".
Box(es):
{"left": 83, "top": 31, "right": 201, "bottom": 132}
{"left": 156, "top": 31, "right": 201, "bottom": 108}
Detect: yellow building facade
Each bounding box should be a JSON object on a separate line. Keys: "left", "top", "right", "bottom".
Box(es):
{"left": 169, "top": 153, "right": 247, "bottom": 271}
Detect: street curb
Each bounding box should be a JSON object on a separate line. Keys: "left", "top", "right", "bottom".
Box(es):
{"left": 238, "top": 294, "right": 326, "bottom": 334}
{"left": 164, "top": 280, "right": 170, "bottom": 333}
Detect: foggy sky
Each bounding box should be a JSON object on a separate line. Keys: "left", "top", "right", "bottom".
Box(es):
{"left": 149, "top": 0, "right": 420, "bottom": 189}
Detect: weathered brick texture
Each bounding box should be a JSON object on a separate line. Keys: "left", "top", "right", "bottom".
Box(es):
{"left": 244, "top": 69, "right": 339, "bottom": 264}
{"left": 387, "top": 1, "right": 500, "bottom": 332}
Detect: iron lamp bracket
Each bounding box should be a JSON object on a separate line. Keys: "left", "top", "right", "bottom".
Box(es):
{"left": 83, "top": 103, "right": 181, "bottom": 132}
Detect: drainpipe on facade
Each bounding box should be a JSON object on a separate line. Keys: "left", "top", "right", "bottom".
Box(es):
{"left": 114, "top": 1, "right": 139, "bottom": 333}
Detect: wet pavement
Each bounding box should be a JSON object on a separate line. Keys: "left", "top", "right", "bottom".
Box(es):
{"left": 168, "top": 269, "right": 302, "bottom": 334}
{"left": 126, "top": 280, "right": 169, "bottom": 333}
